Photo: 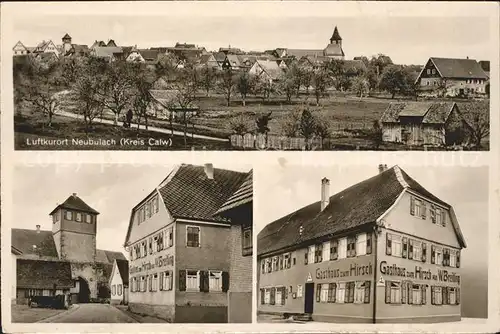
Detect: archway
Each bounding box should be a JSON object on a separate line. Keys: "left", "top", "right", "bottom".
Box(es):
{"left": 77, "top": 277, "right": 91, "bottom": 303}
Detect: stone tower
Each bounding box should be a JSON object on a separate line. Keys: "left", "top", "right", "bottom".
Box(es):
{"left": 50, "top": 193, "right": 99, "bottom": 263}
{"left": 329, "top": 26, "right": 342, "bottom": 46}
{"left": 62, "top": 33, "right": 72, "bottom": 54}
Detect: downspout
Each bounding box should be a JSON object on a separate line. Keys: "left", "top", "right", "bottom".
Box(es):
{"left": 372, "top": 226, "right": 378, "bottom": 324}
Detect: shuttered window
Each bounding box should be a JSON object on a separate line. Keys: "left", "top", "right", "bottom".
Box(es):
{"left": 322, "top": 241, "right": 330, "bottom": 261}
{"left": 327, "top": 283, "right": 336, "bottom": 303}
{"left": 336, "top": 282, "right": 346, "bottom": 303}
{"left": 320, "top": 284, "right": 329, "bottom": 302}
{"left": 330, "top": 239, "right": 338, "bottom": 260}
{"left": 338, "top": 238, "right": 347, "bottom": 259}
{"left": 385, "top": 281, "right": 402, "bottom": 304}
{"left": 356, "top": 233, "right": 367, "bottom": 256}
{"left": 186, "top": 270, "right": 199, "bottom": 291}
{"left": 308, "top": 245, "right": 315, "bottom": 264}
{"left": 209, "top": 270, "right": 222, "bottom": 292}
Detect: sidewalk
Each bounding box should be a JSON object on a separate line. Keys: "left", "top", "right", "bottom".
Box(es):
{"left": 37, "top": 304, "right": 80, "bottom": 323}
{"left": 114, "top": 305, "right": 170, "bottom": 323}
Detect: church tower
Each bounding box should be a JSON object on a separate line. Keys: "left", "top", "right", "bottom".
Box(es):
{"left": 62, "top": 33, "right": 72, "bottom": 54}
{"left": 50, "top": 193, "right": 98, "bottom": 263}
{"left": 329, "top": 26, "right": 342, "bottom": 46}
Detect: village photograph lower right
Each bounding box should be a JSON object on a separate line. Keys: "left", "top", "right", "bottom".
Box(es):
{"left": 255, "top": 163, "right": 488, "bottom": 324}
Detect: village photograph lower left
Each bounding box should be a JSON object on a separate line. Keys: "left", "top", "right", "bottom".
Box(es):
{"left": 9, "top": 162, "right": 253, "bottom": 324}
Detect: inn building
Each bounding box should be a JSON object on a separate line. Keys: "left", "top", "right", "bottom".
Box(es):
{"left": 123, "top": 164, "right": 252, "bottom": 323}
{"left": 257, "top": 165, "right": 466, "bottom": 323}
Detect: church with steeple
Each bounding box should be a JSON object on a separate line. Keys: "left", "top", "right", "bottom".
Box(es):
{"left": 11, "top": 194, "right": 127, "bottom": 305}
{"left": 324, "top": 26, "right": 345, "bottom": 59}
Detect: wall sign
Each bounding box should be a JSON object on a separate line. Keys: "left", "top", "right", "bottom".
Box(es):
{"left": 306, "top": 273, "right": 313, "bottom": 282}
{"left": 316, "top": 263, "right": 373, "bottom": 280}
{"left": 379, "top": 261, "right": 460, "bottom": 284}
{"left": 130, "top": 254, "right": 174, "bottom": 274}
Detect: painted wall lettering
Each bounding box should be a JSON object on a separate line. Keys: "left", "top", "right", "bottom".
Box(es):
{"left": 316, "top": 263, "right": 373, "bottom": 280}
{"left": 379, "top": 261, "right": 460, "bottom": 284}
{"left": 130, "top": 254, "right": 174, "bottom": 274}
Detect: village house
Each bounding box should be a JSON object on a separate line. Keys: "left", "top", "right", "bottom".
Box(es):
{"left": 60, "top": 33, "right": 90, "bottom": 58}
{"left": 197, "top": 53, "right": 219, "bottom": 69}
{"left": 90, "top": 46, "right": 124, "bottom": 62}
{"left": 32, "top": 40, "right": 60, "bottom": 58}
{"left": 11, "top": 193, "right": 127, "bottom": 305}
{"left": 248, "top": 59, "right": 285, "bottom": 83}
{"left": 214, "top": 170, "right": 253, "bottom": 323}
{"left": 380, "top": 102, "right": 472, "bottom": 147}
{"left": 221, "top": 54, "right": 243, "bottom": 71}
{"left": 123, "top": 164, "right": 252, "bottom": 323}
{"left": 13, "top": 41, "right": 30, "bottom": 55}
{"left": 257, "top": 165, "right": 465, "bottom": 323}
{"left": 109, "top": 259, "right": 130, "bottom": 305}
{"left": 415, "top": 57, "right": 488, "bottom": 97}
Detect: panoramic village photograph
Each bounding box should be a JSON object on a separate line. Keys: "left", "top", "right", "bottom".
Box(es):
{"left": 12, "top": 14, "right": 491, "bottom": 151}
{"left": 255, "top": 163, "right": 488, "bottom": 324}
{"left": 10, "top": 162, "right": 253, "bottom": 323}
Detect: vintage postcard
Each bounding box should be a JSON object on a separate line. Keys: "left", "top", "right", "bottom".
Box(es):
{"left": 1, "top": 1, "right": 499, "bottom": 334}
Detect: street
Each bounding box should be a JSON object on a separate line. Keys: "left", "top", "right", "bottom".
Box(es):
{"left": 37, "top": 303, "right": 138, "bottom": 323}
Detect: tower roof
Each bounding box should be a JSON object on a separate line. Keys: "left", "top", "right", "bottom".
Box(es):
{"left": 62, "top": 33, "right": 72, "bottom": 40}
{"left": 330, "top": 26, "right": 342, "bottom": 41}
{"left": 49, "top": 193, "right": 99, "bottom": 215}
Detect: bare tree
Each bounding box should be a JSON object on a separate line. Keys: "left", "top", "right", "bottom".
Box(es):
{"left": 200, "top": 65, "right": 218, "bottom": 97}
{"left": 311, "top": 66, "right": 330, "bottom": 106}
{"left": 299, "top": 107, "right": 317, "bottom": 150}
{"left": 314, "top": 110, "right": 331, "bottom": 149}
{"left": 278, "top": 70, "right": 297, "bottom": 104}
{"left": 131, "top": 65, "right": 157, "bottom": 131}
{"left": 461, "top": 101, "right": 490, "bottom": 148}
{"left": 351, "top": 76, "right": 370, "bottom": 98}
{"left": 219, "top": 69, "right": 237, "bottom": 107}
{"left": 236, "top": 72, "right": 254, "bottom": 106}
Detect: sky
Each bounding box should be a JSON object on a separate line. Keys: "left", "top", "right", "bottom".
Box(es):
{"left": 10, "top": 13, "right": 492, "bottom": 65}
{"left": 255, "top": 163, "right": 489, "bottom": 318}
{"left": 12, "top": 162, "right": 250, "bottom": 256}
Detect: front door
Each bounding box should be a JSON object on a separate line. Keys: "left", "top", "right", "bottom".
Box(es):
{"left": 304, "top": 282, "right": 314, "bottom": 314}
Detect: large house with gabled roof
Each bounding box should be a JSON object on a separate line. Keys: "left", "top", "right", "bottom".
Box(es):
{"left": 11, "top": 193, "right": 127, "bottom": 305}
{"left": 257, "top": 165, "right": 465, "bottom": 323}
{"left": 124, "top": 163, "right": 252, "bottom": 323}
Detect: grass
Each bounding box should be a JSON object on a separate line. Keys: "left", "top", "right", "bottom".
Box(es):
{"left": 11, "top": 304, "right": 66, "bottom": 323}
{"left": 14, "top": 112, "right": 230, "bottom": 151}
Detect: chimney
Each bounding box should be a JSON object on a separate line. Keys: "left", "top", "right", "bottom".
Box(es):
{"left": 466, "top": 56, "right": 469, "bottom": 59}
{"left": 321, "top": 177, "right": 330, "bottom": 211}
{"left": 378, "top": 164, "right": 388, "bottom": 174}
{"left": 204, "top": 163, "right": 214, "bottom": 180}
{"left": 36, "top": 225, "right": 41, "bottom": 233}
{"left": 72, "top": 193, "right": 77, "bottom": 197}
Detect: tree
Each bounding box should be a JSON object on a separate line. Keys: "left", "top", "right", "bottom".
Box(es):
{"left": 351, "top": 76, "right": 370, "bottom": 98}
{"left": 200, "top": 65, "right": 218, "bottom": 97}
{"left": 369, "top": 54, "right": 393, "bottom": 78}
{"left": 17, "top": 61, "right": 63, "bottom": 127}
{"left": 131, "top": 64, "right": 156, "bottom": 131}
{"left": 228, "top": 113, "right": 251, "bottom": 135}
{"left": 236, "top": 72, "right": 253, "bottom": 106}
{"left": 311, "top": 66, "right": 330, "bottom": 106}
{"left": 370, "top": 120, "right": 383, "bottom": 149}
{"left": 278, "top": 70, "right": 297, "bottom": 104}
{"left": 299, "top": 107, "right": 316, "bottom": 150}
{"left": 219, "top": 69, "right": 236, "bottom": 107}
{"left": 280, "top": 108, "right": 302, "bottom": 138}
{"left": 255, "top": 111, "right": 273, "bottom": 148}
{"left": 460, "top": 101, "right": 490, "bottom": 148}
{"left": 314, "top": 110, "right": 331, "bottom": 149}
{"left": 379, "top": 64, "right": 408, "bottom": 99}
{"left": 403, "top": 68, "right": 420, "bottom": 101}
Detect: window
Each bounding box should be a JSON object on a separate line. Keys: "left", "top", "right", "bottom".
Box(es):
{"left": 187, "top": 226, "right": 200, "bottom": 247}
{"left": 297, "top": 285, "right": 303, "bottom": 298}
{"left": 209, "top": 270, "right": 222, "bottom": 292}
{"left": 318, "top": 241, "right": 329, "bottom": 262}
{"left": 336, "top": 282, "right": 346, "bottom": 303}
{"left": 449, "top": 287, "right": 456, "bottom": 304}
{"left": 449, "top": 250, "right": 456, "bottom": 267}
{"left": 161, "top": 271, "right": 173, "bottom": 291}
{"left": 356, "top": 233, "right": 367, "bottom": 256}
{"left": 427, "top": 69, "right": 431, "bottom": 74}
{"left": 141, "top": 241, "right": 147, "bottom": 257}
{"left": 414, "top": 199, "right": 422, "bottom": 216}
{"left": 65, "top": 211, "right": 73, "bottom": 220}
{"left": 263, "top": 259, "right": 269, "bottom": 273}
{"left": 308, "top": 245, "right": 315, "bottom": 264}
{"left": 141, "top": 276, "right": 147, "bottom": 292}
{"left": 354, "top": 281, "right": 366, "bottom": 303}
{"left": 264, "top": 288, "right": 271, "bottom": 304}
{"left": 411, "top": 284, "right": 423, "bottom": 304}
{"left": 117, "top": 284, "right": 122, "bottom": 296}
{"left": 76, "top": 213, "right": 82, "bottom": 222}
{"left": 433, "top": 286, "right": 443, "bottom": 305}
{"left": 242, "top": 225, "right": 252, "bottom": 256}
{"left": 320, "top": 284, "right": 329, "bottom": 302}
{"left": 276, "top": 287, "right": 283, "bottom": 305}
{"left": 435, "top": 246, "right": 443, "bottom": 265}
{"left": 284, "top": 253, "right": 291, "bottom": 269}
{"left": 112, "top": 285, "right": 116, "bottom": 296}
{"left": 151, "top": 274, "right": 158, "bottom": 291}
{"left": 156, "top": 233, "right": 164, "bottom": 252}
{"left": 145, "top": 202, "right": 150, "bottom": 219}
{"left": 338, "top": 238, "right": 347, "bottom": 259}
{"left": 149, "top": 237, "right": 153, "bottom": 254}
{"left": 388, "top": 281, "right": 401, "bottom": 304}
{"left": 432, "top": 69, "right": 436, "bottom": 75}
{"left": 186, "top": 270, "right": 200, "bottom": 291}
{"left": 85, "top": 214, "right": 91, "bottom": 224}
{"left": 390, "top": 234, "right": 402, "bottom": 257}
{"left": 411, "top": 240, "right": 422, "bottom": 260}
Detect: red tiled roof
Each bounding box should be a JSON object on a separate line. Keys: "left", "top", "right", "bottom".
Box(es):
{"left": 258, "top": 166, "right": 462, "bottom": 256}
{"left": 49, "top": 194, "right": 99, "bottom": 216}
{"left": 17, "top": 259, "right": 74, "bottom": 289}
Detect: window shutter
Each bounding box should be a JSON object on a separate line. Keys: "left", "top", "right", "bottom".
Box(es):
{"left": 421, "top": 202, "right": 427, "bottom": 219}
{"left": 431, "top": 286, "right": 435, "bottom": 305}
{"left": 159, "top": 272, "right": 164, "bottom": 291}
{"left": 431, "top": 245, "right": 435, "bottom": 264}
{"left": 456, "top": 251, "right": 461, "bottom": 268}
{"left": 402, "top": 237, "right": 408, "bottom": 258}
{"left": 443, "top": 286, "right": 448, "bottom": 305}
{"left": 456, "top": 288, "right": 460, "bottom": 305}
{"left": 422, "top": 242, "right": 427, "bottom": 262}
{"left": 270, "top": 288, "right": 275, "bottom": 305}
{"left": 279, "top": 255, "right": 284, "bottom": 270}
{"left": 304, "top": 251, "right": 308, "bottom": 265}
{"left": 281, "top": 287, "right": 286, "bottom": 305}
{"left": 364, "top": 281, "right": 371, "bottom": 304}
{"left": 401, "top": 281, "right": 407, "bottom": 304}
{"left": 385, "top": 281, "right": 391, "bottom": 304}
{"left": 407, "top": 282, "right": 413, "bottom": 305}
{"left": 431, "top": 205, "right": 436, "bottom": 224}
{"left": 260, "top": 289, "right": 265, "bottom": 305}
{"left": 332, "top": 283, "right": 337, "bottom": 303}
{"left": 348, "top": 282, "right": 355, "bottom": 303}
{"left": 261, "top": 261, "right": 265, "bottom": 274}
{"left": 386, "top": 234, "right": 392, "bottom": 255}
{"left": 422, "top": 285, "right": 427, "bottom": 305}
{"left": 408, "top": 239, "right": 414, "bottom": 259}
{"left": 410, "top": 196, "right": 415, "bottom": 215}
{"left": 199, "top": 271, "right": 205, "bottom": 292}
{"left": 222, "top": 271, "right": 229, "bottom": 292}
{"left": 327, "top": 283, "right": 333, "bottom": 303}
{"left": 442, "top": 212, "right": 447, "bottom": 226}
{"left": 316, "top": 284, "right": 321, "bottom": 302}
{"left": 445, "top": 249, "right": 450, "bottom": 266}
{"left": 179, "top": 270, "right": 186, "bottom": 291}
{"left": 366, "top": 233, "right": 372, "bottom": 254}
{"left": 317, "top": 244, "right": 323, "bottom": 262}
{"left": 331, "top": 240, "right": 338, "bottom": 260}
{"left": 351, "top": 237, "right": 357, "bottom": 257}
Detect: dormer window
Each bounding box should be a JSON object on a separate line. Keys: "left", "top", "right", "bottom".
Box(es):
{"left": 65, "top": 211, "right": 73, "bottom": 220}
